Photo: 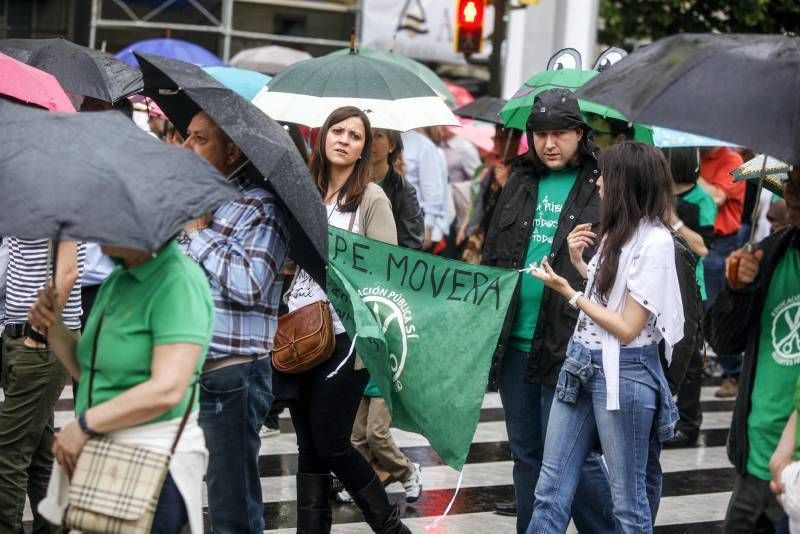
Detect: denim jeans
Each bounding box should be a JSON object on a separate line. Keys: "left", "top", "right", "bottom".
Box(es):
{"left": 498, "top": 347, "right": 614, "bottom": 534}
{"left": 528, "top": 343, "right": 670, "bottom": 534}
{"left": 704, "top": 233, "right": 742, "bottom": 378}
{"left": 151, "top": 474, "right": 188, "bottom": 533}
{"left": 199, "top": 357, "right": 273, "bottom": 533}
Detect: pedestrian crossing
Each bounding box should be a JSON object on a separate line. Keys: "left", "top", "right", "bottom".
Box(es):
{"left": 13, "top": 383, "right": 735, "bottom": 533}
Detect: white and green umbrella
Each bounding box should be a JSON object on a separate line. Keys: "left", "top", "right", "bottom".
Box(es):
{"left": 252, "top": 49, "right": 458, "bottom": 131}
{"left": 732, "top": 154, "right": 790, "bottom": 197}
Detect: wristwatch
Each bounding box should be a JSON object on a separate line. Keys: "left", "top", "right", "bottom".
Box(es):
{"left": 568, "top": 291, "right": 584, "bottom": 309}
{"left": 78, "top": 412, "right": 102, "bottom": 438}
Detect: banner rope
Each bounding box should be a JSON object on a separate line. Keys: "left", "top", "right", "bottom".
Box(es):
{"left": 425, "top": 468, "right": 464, "bottom": 531}
{"left": 325, "top": 334, "right": 359, "bottom": 380}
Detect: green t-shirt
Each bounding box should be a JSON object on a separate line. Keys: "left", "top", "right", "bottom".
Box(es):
{"left": 679, "top": 185, "right": 717, "bottom": 301}
{"left": 747, "top": 247, "right": 800, "bottom": 480}
{"left": 509, "top": 168, "right": 578, "bottom": 351}
{"left": 74, "top": 241, "right": 214, "bottom": 424}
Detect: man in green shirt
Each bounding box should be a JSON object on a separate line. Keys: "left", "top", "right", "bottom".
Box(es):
{"left": 482, "top": 89, "right": 612, "bottom": 533}
{"left": 708, "top": 168, "right": 800, "bottom": 533}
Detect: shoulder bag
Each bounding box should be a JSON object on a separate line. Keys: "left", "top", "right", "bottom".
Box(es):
{"left": 272, "top": 210, "right": 357, "bottom": 374}
{"left": 64, "top": 314, "right": 197, "bottom": 534}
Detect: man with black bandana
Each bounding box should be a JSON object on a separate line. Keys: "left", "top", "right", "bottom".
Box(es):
{"left": 482, "top": 88, "right": 614, "bottom": 533}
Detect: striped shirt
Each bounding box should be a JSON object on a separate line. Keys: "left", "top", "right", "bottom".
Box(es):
{"left": 185, "top": 185, "right": 289, "bottom": 360}
{"left": 3, "top": 238, "right": 86, "bottom": 329}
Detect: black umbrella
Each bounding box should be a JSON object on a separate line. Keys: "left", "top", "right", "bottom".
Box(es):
{"left": 0, "top": 37, "right": 143, "bottom": 103}
{"left": 0, "top": 99, "right": 237, "bottom": 251}
{"left": 575, "top": 33, "right": 800, "bottom": 166}
{"left": 134, "top": 52, "right": 328, "bottom": 287}
{"left": 453, "top": 96, "right": 507, "bottom": 125}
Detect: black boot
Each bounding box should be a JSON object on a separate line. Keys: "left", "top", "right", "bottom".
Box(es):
{"left": 349, "top": 474, "right": 411, "bottom": 534}
{"left": 297, "top": 473, "right": 333, "bottom": 534}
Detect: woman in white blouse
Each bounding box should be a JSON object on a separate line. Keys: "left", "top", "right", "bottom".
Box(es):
{"left": 526, "top": 141, "right": 684, "bottom": 534}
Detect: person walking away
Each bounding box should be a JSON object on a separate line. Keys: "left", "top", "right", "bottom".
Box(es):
{"left": 527, "top": 141, "right": 684, "bottom": 534}
{"left": 707, "top": 167, "right": 800, "bottom": 533}
{"left": 0, "top": 239, "right": 84, "bottom": 533}
{"left": 699, "top": 146, "right": 745, "bottom": 397}
{"left": 31, "top": 239, "right": 213, "bottom": 533}
{"left": 401, "top": 129, "right": 449, "bottom": 251}
{"left": 481, "top": 88, "right": 615, "bottom": 533}
{"left": 280, "top": 106, "right": 411, "bottom": 534}
{"left": 181, "top": 110, "right": 289, "bottom": 533}
{"left": 663, "top": 147, "right": 718, "bottom": 447}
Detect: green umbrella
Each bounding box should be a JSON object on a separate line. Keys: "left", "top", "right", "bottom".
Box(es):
{"left": 500, "top": 68, "right": 653, "bottom": 144}
{"left": 253, "top": 49, "right": 458, "bottom": 130}
{"left": 328, "top": 47, "right": 457, "bottom": 107}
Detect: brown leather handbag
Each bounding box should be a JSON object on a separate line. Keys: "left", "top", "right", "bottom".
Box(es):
{"left": 272, "top": 299, "right": 336, "bottom": 373}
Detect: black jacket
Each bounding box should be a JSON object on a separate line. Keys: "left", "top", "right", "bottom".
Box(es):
{"left": 482, "top": 158, "right": 601, "bottom": 385}
{"left": 705, "top": 226, "right": 800, "bottom": 474}
{"left": 379, "top": 167, "right": 424, "bottom": 250}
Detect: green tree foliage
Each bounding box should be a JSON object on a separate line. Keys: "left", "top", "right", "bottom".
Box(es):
{"left": 599, "top": 0, "right": 800, "bottom": 48}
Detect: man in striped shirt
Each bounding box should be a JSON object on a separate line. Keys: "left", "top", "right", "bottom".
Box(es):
{"left": 0, "top": 238, "right": 85, "bottom": 532}
{"left": 182, "top": 111, "right": 289, "bottom": 533}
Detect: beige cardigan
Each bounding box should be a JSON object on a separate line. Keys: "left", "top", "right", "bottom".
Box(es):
{"left": 356, "top": 182, "right": 397, "bottom": 245}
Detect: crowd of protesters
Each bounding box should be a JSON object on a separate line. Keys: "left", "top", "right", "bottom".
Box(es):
{"left": 1, "top": 50, "right": 799, "bottom": 534}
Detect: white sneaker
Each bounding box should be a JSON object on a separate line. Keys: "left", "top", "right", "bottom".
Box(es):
{"left": 335, "top": 490, "right": 353, "bottom": 503}
{"left": 403, "top": 463, "right": 422, "bottom": 502}
{"left": 259, "top": 426, "right": 280, "bottom": 438}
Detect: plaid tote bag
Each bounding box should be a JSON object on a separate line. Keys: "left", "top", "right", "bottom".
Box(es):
{"left": 64, "top": 311, "right": 197, "bottom": 533}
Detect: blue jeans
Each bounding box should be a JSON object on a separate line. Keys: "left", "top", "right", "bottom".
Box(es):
{"left": 704, "top": 233, "right": 742, "bottom": 378}
{"left": 528, "top": 343, "right": 668, "bottom": 534}
{"left": 151, "top": 474, "right": 188, "bottom": 533}
{"left": 199, "top": 357, "right": 273, "bottom": 533}
{"left": 498, "top": 347, "right": 615, "bottom": 534}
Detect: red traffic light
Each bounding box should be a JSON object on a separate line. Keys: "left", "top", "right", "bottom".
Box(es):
{"left": 457, "top": 0, "right": 484, "bottom": 28}
{"left": 455, "top": 0, "right": 485, "bottom": 54}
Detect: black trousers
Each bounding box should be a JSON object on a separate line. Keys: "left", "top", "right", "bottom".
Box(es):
{"left": 289, "top": 333, "right": 373, "bottom": 491}
{"left": 675, "top": 346, "right": 704, "bottom": 436}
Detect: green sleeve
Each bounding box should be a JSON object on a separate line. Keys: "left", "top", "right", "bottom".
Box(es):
{"left": 149, "top": 266, "right": 214, "bottom": 346}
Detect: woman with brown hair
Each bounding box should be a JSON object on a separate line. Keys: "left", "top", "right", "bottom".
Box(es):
{"left": 282, "top": 106, "right": 410, "bottom": 534}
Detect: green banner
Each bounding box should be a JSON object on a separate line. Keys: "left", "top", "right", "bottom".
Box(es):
{"left": 326, "top": 227, "right": 518, "bottom": 470}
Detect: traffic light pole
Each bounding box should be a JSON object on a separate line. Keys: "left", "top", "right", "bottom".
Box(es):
{"left": 487, "top": 0, "right": 507, "bottom": 97}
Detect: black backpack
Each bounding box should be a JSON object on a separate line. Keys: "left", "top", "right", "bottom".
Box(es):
{"left": 660, "top": 233, "right": 704, "bottom": 394}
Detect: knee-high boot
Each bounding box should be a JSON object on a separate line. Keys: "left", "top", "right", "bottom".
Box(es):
{"left": 297, "top": 473, "right": 333, "bottom": 534}
{"left": 349, "top": 474, "right": 411, "bottom": 534}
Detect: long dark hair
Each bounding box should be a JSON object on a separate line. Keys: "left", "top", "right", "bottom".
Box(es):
{"left": 309, "top": 106, "right": 373, "bottom": 212}
{"left": 662, "top": 147, "right": 700, "bottom": 185}
{"left": 594, "top": 141, "right": 674, "bottom": 302}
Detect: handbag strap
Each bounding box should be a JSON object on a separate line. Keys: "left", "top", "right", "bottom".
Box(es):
{"left": 347, "top": 210, "right": 357, "bottom": 232}
{"left": 86, "top": 291, "right": 198, "bottom": 454}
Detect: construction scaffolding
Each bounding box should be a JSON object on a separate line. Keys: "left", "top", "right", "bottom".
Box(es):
{"left": 88, "top": 0, "right": 360, "bottom": 60}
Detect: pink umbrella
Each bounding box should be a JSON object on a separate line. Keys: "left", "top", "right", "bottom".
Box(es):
{"left": 450, "top": 118, "right": 494, "bottom": 153}
{"left": 0, "top": 52, "right": 74, "bottom": 112}
{"left": 444, "top": 81, "right": 474, "bottom": 108}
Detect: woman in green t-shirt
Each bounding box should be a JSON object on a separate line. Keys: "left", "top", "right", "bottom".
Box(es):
{"left": 29, "top": 240, "right": 214, "bottom": 533}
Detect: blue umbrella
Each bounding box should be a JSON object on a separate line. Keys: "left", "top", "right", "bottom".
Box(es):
{"left": 116, "top": 38, "right": 223, "bottom": 67}
{"left": 652, "top": 126, "right": 737, "bottom": 148}
{"left": 203, "top": 66, "right": 271, "bottom": 101}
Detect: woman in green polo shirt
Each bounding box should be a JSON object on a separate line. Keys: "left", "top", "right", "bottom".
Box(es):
{"left": 29, "top": 239, "right": 214, "bottom": 533}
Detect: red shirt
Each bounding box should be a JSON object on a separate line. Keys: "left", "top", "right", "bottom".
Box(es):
{"left": 700, "top": 147, "right": 745, "bottom": 236}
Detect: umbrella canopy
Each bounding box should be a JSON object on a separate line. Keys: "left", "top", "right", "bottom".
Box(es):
{"left": 203, "top": 66, "right": 271, "bottom": 101}
{"left": 444, "top": 81, "right": 474, "bottom": 108}
{"left": 732, "top": 154, "right": 790, "bottom": 197}
{"left": 0, "top": 99, "right": 236, "bottom": 250}
{"left": 652, "top": 126, "right": 737, "bottom": 148}
{"left": 575, "top": 33, "right": 800, "bottom": 166}
{"left": 0, "top": 52, "right": 74, "bottom": 112}
{"left": 328, "top": 47, "right": 456, "bottom": 107}
{"left": 252, "top": 49, "right": 459, "bottom": 130}
{"left": 453, "top": 96, "right": 506, "bottom": 125}
{"left": 500, "top": 68, "right": 653, "bottom": 144}
{"left": 0, "top": 37, "right": 143, "bottom": 103}
{"left": 135, "top": 52, "right": 328, "bottom": 286}
{"left": 116, "top": 38, "right": 224, "bottom": 67}
{"left": 230, "top": 45, "right": 312, "bottom": 75}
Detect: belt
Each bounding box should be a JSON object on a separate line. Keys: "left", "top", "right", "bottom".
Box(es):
{"left": 202, "top": 353, "right": 269, "bottom": 374}
{"left": 3, "top": 323, "right": 25, "bottom": 339}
